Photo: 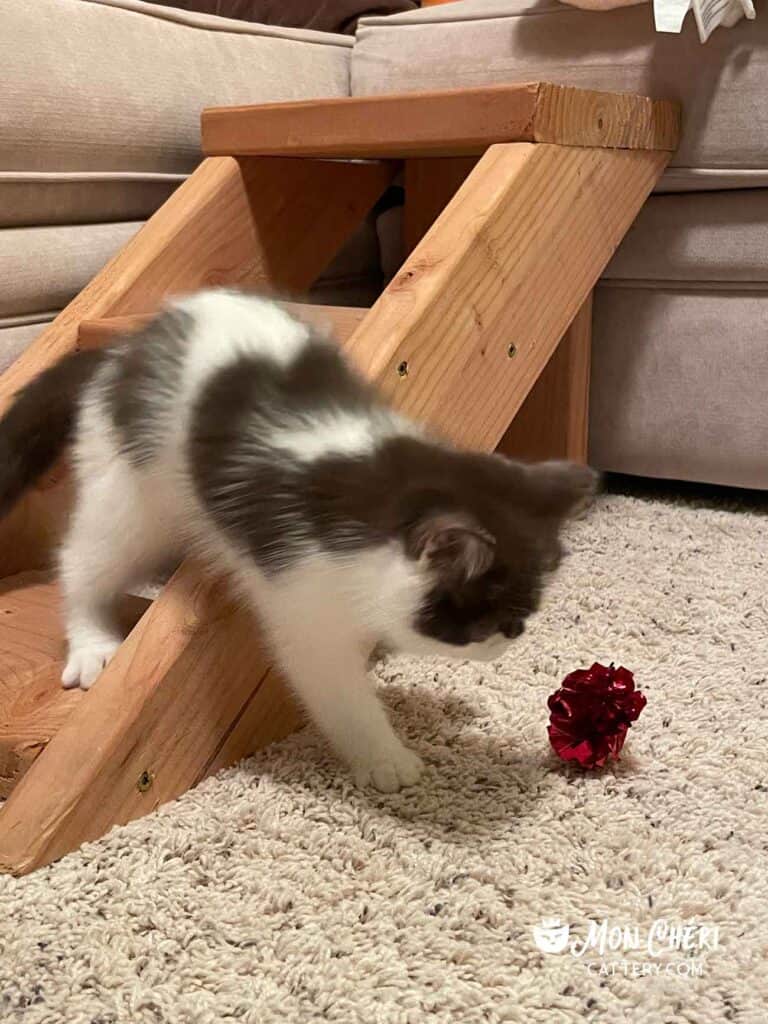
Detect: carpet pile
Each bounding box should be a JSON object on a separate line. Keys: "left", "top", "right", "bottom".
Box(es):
{"left": 1, "top": 483, "right": 766, "bottom": 1023}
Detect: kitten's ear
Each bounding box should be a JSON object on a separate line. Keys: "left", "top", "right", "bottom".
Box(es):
{"left": 520, "top": 460, "right": 600, "bottom": 519}
{"left": 405, "top": 511, "right": 496, "bottom": 581}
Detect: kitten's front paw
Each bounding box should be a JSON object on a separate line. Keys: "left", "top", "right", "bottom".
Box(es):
{"left": 351, "top": 745, "right": 425, "bottom": 793}
{"left": 61, "top": 640, "right": 120, "bottom": 690}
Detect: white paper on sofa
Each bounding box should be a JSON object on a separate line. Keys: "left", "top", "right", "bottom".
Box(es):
{"left": 654, "top": 0, "right": 755, "bottom": 40}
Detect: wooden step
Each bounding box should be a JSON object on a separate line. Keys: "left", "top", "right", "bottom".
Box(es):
{"left": 0, "top": 573, "right": 149, "bottom": 799}
{"left": 202, "top": 82, "right": 680, "bottom": 160}
{"left": 78, "top": 302, "right": 369, "bottom": 350}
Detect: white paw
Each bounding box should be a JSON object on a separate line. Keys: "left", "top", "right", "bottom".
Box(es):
{"left": 61, "top": 640, "right": 120, "bottom": 690}
{"left": 351, "top": 745, "right": 425, "bottom": 793}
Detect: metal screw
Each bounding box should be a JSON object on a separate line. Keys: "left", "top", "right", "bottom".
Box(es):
{"left": 137, "top": 769, "right": 155, "bottom": 793}
{"left": 397, "top": 360, "right": 409, "bottom": 377}
{"left": 507, "top": 344, "right": 517, "bottom": 359}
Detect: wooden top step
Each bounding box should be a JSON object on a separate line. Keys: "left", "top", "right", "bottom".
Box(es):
{"left": 202, "top": 82, "right": 680, "bottom": 160}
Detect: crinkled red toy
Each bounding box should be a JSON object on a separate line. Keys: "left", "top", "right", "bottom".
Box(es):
{"left": 547, "top": 663, "right": 646, "bottom": 769}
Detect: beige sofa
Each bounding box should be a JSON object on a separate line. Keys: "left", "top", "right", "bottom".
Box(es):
{"left": 354, "top": 1, "right": 768, "bottom": 491}
{"left": 4, "top": 0, "right": 767, "bottom": 490}
{"left": 0, "top": 0, "right": 380, "bottom": 373}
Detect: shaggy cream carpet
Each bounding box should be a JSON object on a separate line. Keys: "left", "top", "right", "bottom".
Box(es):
{"left": 1, "top": 483, "right": 767, "bottom": 1024}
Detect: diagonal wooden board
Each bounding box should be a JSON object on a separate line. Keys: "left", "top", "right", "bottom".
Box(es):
{"left": 402, "top": 155, "right": 594, "bottom": 464}
{"left": 344, "top": 143, "right": 666, "bottom": 450}
{"left": 0, "top": 140, "right": 670, "bottom": 875}
{"left": 499, "top": 294, "right": 593, "bottom": 463}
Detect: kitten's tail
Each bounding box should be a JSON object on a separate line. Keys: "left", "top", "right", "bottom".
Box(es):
{"left": 0, "top": 348, "right": 106, "bottom": 517}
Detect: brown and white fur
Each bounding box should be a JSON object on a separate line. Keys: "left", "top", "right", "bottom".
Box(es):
{"left": 0, "top": 290, "right": 597, "bottom": 791}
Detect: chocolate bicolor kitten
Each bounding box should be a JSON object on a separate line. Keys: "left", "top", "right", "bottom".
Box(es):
{"left": 0, "top": 290, "right": 596, "bottom": 791}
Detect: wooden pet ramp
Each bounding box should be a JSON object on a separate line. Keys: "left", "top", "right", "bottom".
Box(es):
{"left": 0, "top": 83, "right": 679, "bottom": 874}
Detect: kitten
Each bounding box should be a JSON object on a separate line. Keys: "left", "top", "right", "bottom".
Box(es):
{"left": 0, "top": 290, "right": 597, "bottom": 792}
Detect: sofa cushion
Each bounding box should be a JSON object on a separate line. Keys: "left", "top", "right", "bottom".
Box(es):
{"left": 1, "top": 0, "right": 351, "bottom": 227}
{"left": 353, "top": 0, "right": 768, "bottom": 190}
{"left": 604, "top": 190, "right": 768, "bottom": 284}
{"left": 0, "top": 222, "right": 143, "bottom": 319}
{"left": 588, "top": 185, "right": 768, "bottom": 490}
{"left": 4, "top": 0, "right": 351, "bottom": 173}
{"left": 0, "top": 172, "right": 185, "bottom": 229}
{"left": 0, "top": 320, "right": 56, "bottom": 376}
{"left": 590, "top": 286, "right": 768, "bottom": 490}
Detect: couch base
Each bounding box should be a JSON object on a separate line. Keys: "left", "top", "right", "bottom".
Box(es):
{"left": 590, "top": 284, "right": 768, "bottom": 492}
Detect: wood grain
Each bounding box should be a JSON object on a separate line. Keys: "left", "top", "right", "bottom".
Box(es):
{"left": 0, "top": 476, "right": 75, "bottom": 581}
{"left": 344, "top": 143, "right": 668, "bottom": 452}
{"left": 532, "top": 82, "right": 679, "bottom": 151}
{"left": 403, "top": 158, "right": 477, "bottom": 254}
{"left": 0, "top": 157, "right": 393, "bottom": 577}
{"left": 0, "top": 574, "right": 148, "bottom": 798}
{"left": 497, "top": 294, "right": 593, "bottom": 463}
{"left": 405, "top": 159, "right": 594, "bottom": 464}
{"left": 0, "top": 573, "right": 76, "bottom": 798}
{"left": 204, "top": 666, "right": 302, "bottom": 778}
{"left": 78, "top": 303, "right": 370, "bottom": 350}
{"left": 202, "top": 83, "right": 680, "bottom": 159}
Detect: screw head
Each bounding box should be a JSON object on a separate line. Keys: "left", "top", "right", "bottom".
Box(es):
{"left": 137, "top": 769, "right": 155, "bottom": 793}
{"left": 397, "top": 360, "right": 409, "bottom": 378}
{"left": 507, "top": 344, "right": 517, "bottom": 359}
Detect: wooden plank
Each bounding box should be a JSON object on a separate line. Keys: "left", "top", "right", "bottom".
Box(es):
{"left": 0, "top": 666, "right": 80, "bottom": 800}
{"left": 288, "top": 303, "right": 368, "bottom": 341}
{"left": 497, "top": 294, "right": 593, "bottom": 463}
{"left": 405, "top": 159, "right": 593, "bottom": 464}
{"left": 78, "top": 303, "right": 369, "bottom": 351}
{"left": 344, "top": 143, "right": 668, "bottom": 452}
{"left": 202, "top": 83, "right": 680, "bottom": 159}
{"left": 0, "top": 157, "right": 393, "bottom": 577}
{"left": 77, "top": 314, "right": 158, "bottom": 346}
{"left": 404, "top": 158, "right": 477, "bottom": 254}
{"left": 0, "top": 474, "right": 75, "bottom": 582}
{"left": 203, "top": 667, "right": 301, "bottom": 778}
{"left": 0, "top": 574, "right": 77, "bottom": 799}
{"left": 533, "top": 82, "right": 679, "bottom": 151}
{"left": 0, "top": 573, "right": 148, "bottom": 798}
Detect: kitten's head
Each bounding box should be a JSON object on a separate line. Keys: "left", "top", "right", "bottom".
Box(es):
{"left": 391, "top": 457, "right": 598, "bottom": 661}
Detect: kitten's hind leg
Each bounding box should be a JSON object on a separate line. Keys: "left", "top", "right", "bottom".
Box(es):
{"left": 60, "top": 463, "right": 175, "bottom": 690}
{"left": 264, "top": 611, "right": 424, "bottom": 793}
